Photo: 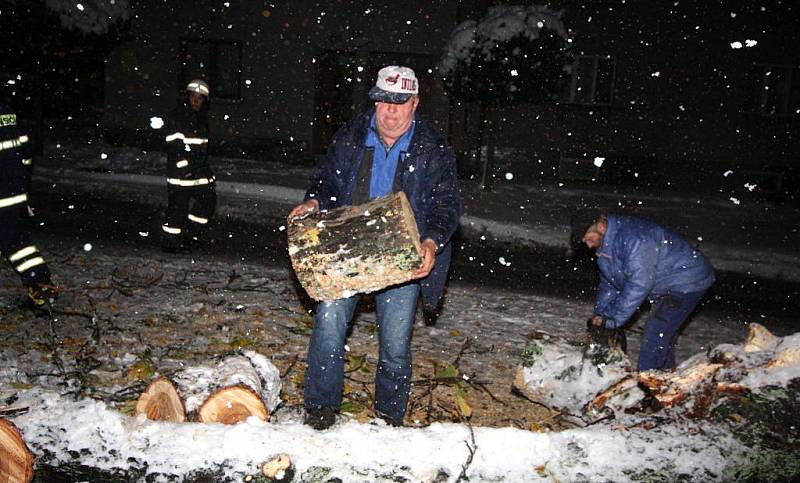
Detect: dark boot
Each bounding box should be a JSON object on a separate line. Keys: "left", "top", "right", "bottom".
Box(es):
{"left": 27, "top": 284, "right": 57, "bottom": 312}
{"left": 162, "top": 234, "right": 190, "bottom": 254}
{"left": 304, "top": 406, "right": 337, "bottom": 430}
{"left": 423, "top": 307, "right": 440, "bottom": 327}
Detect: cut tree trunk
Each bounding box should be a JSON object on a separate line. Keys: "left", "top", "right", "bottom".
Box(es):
{"left": 134, "top": 377, "right": 186, "bottom": 422}
{"left": 288, "top": 191, "right": 422, "bottom": 301}
{"left": 197, "top": 385, "right": 268, "bottom": 424}
{"left": 171, "top": 353, "right": 280, "bottom": 422}
{"left": 0, "top": 418, "right": 34, "bottom": 483}
{"left": 195, "top": 355, "right": 271, "bottom": 424}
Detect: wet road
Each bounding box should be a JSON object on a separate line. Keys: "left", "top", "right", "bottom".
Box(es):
{"left": 29, "top": 190, "right": 800, "bottom": 335}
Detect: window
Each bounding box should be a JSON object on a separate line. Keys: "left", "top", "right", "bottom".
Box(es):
{"left": 565, "top": 55, "right": 616, "bottom": 105}
{"left": 180, "top": 39, "right": 242, "bottom": 100}
{"left": 753, "top": 64, "right": 800, "bottom": 117}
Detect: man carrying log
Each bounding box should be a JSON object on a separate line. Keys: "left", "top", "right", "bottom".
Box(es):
{"left": 572, "top": 210, "right": 715, "bottom": 371}
{"left": 288, "top": 65, "right": 461, "bottom": 429}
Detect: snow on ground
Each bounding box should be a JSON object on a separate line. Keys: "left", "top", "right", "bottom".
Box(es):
{"left": 0, "top": 234, "right": 786, "bottom": 481}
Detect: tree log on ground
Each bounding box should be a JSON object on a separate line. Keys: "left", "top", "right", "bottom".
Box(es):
{"left": 0, "top": 417, "right": 33, "bottom": 483}
{"left": 288, "top": 192, "right": 422, "bottom": 301}
{"left": 171, "top": 352, "right": 280, "bottom": 424}
{"left": 579, "top": 324, "right": 800, "bottom": 420}
{"left": 134, "top": 377, "right": 185, "bottom": 422}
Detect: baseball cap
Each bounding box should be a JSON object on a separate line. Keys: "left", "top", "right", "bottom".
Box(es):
{"left": 368, "top": 66, "right": 418, "bottom": 104}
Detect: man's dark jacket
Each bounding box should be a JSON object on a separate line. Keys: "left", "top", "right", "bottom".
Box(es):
{"left": 304, "top": 110, "right": 461, "bottom": 308}
{"left": 0, "top": 101, "right": 31, "bottom": 200}
{"left": 595, "top": 214, "right": 715, "bottom": 328}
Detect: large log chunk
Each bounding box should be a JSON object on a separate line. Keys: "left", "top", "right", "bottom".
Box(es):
{"left": 0, "top": 417, "right": 34, "bottom": 483}
{"left": 172, "top": 351, "right": 281, "bottom": 423}
{"left": 288, "top": 192, "right": 422, "bottom": 301}
{"left": 134, "top": 377, "right": 186, "bottom": 422}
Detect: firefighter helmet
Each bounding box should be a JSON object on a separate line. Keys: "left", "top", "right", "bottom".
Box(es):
{"left": 186, "top": 79, "right": 210, "bottom": 97}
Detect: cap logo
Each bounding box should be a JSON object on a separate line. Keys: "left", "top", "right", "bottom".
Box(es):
{"left": 369, "top": 65, "right": 419, "bottom": 103}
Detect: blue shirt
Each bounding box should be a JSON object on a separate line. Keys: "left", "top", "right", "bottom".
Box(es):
{"left": 364, "top": 114, "right": 415, "bottom": 198}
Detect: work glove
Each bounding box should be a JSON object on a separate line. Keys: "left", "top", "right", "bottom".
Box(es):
{"left": 586, "top": 317, "right": 627, "bottom": 353}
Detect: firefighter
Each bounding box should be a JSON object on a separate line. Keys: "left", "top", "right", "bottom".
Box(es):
{"left": 0, "top": 100, "right": 56, "bottom": 309}
{"left": 161, "top": 79, "right": 216, "bottom": 253}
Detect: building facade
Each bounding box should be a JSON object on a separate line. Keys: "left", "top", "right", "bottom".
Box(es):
{"left": 103, "top": 1, "right": 799, "bottom": 198}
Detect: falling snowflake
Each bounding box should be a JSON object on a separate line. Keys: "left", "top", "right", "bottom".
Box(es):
{"left": 730, "top": 41, "right": 743, "bottom": 49}
{"left": 83, "top": 243, "right": 92, "bottom": 252}
{"left": 730, "top": 197, "right": 741, "bottom": 205}
{"left": 149, "top": 117, "right": 164, "bottom": 129}
{"left": 593, "top": 157, "right": 605, "bottom": 168}
{"left": 723, "top": 170, "right": 733, "bottom": 177}
{"left": 505, "top": 172, "right": 514, "bottom": 180}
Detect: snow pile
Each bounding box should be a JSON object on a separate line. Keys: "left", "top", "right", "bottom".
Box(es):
{"left": 7, "top": 386, "right": 754, "bottom": 482}
{"left": 515, "top": 332, "right": 633, "bottom": 417}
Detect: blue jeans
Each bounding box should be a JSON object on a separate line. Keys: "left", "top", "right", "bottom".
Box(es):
{"left": 638, "top": 290, "right": 708, "bottom": 371}
{"left": 304, "top": 283, "right": 419, "bottom": 422}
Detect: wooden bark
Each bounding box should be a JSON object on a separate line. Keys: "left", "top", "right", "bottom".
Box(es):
{"left": 195, "top": 355, "right": 270, "bottom": 424}
{"left": 197, "top": 385, "right": 268, "bottom": 424}
{"left": 517, "top": 323, "right": 800, "bottom": 421}
{"left": 134, "top": 377, "right": 186, "bottom": 423}
{"left": 588, "top": 324, "right": 799, "bottom": 416}
{"left": 0, "top": 418, "right": 34, "bottom": 483}
{"left": 288, "top": 191, "right": 422, "bottom": 301}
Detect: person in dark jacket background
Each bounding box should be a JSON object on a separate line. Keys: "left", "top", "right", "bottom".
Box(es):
{"left": 288, "top": 66, "right": 461, "bottom": 429}
{"left": 161, "top": 79, "right": 215, "bottom": 253}
{"left": 574, "top": 211, "right": 715, "bottom": 371}
{"left": 0, "top": 100, "right": 56, "bottom": 309}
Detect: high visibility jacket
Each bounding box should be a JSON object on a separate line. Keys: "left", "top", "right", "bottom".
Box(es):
{"left": 165, "top": 97, "right": 212, "bottom": 186}
{"left": 0, "top": 101, "right": 32, "bottom": 208}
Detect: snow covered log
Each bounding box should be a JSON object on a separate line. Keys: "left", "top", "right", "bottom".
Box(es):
{"left": 632, "top": 323, "right": 800, "bottom": 414}
{"left": 171, "top": 351, "right": 281, "bottom": 423}
{"left": 134, "top": 377, "right": 185, "bottom": 422}
{"left": 512, "top": 330, "right": 636, "bottom": 421}
{"left": 287, "top": 192, "right": 423, "bottom": 301}
{"left": 0, "top": 417, "right": 33, "bottom": 483}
